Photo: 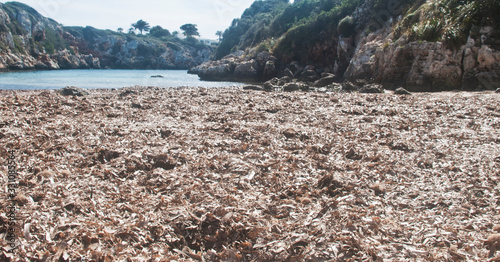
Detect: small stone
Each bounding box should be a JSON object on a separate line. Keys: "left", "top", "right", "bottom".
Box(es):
{"left": 395, "top": 87, "right": 412, "bottom": 95}
{"left": 493, "top": 224, "right": 500, "bottom": 233}
{"left": 496, "top": 88, "right": 500, "bottom": 93}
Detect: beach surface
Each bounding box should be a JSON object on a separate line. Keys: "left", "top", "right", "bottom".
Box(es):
{"left": 1, "top": 86, "right": 499, "bottom": 261}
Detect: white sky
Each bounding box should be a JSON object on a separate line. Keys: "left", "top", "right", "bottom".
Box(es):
{"left": 1, "top": 0, "right": 257, "bottom": 39}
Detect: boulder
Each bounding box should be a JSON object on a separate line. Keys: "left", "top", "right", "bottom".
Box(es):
{"left": 284, "top": 68, "right": 294, "bottom": 78}
{"left": 263, "top": 60, "right": 277, "bottom": 80}
{"left": 342, "top": 81, "right": 360, "bottom": 92}
{"left": 278, "top": 76, "right": 293, "bottom": 86}
{"left": 314, "top": 74, "right": 338, "bottom": 87}
{"left": 361, "top": 84, "right": 385, "bottom": 93}
{"left": 234, "top": 61, "right": 258, "bottom": 81}
{"left": 283, "top": 83, "right": 301, "bottom": 92}
{"left": 300, "top": 70, "right": 319, "bottom": 82}
{"left": 263, "top": 82, "right": 276, "bottom": 91}
{"left": 394, "top": 87, "right": 412, "bottom": 95}
{"left": 243, "top": 85, "right": 264, "bottom": 91}
{"left": 324, "top": 83, "right": 343, "bottom": 92}
{"left": 58, "top": 86, "right": 90, "bottom": 96}
{"left": 197, "top": 64, "right": 232, "bottom": 81}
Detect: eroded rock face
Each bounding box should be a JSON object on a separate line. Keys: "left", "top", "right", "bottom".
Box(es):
{"left": 345, "top": 26, "right": 500, "bottom": 91}
{"left": 191, "top": 51, "right": 278, "bottom": 82}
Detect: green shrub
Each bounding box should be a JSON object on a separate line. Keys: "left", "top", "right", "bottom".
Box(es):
{"left": 13, "top": 35, "right": 25, "bottom": 53}
{"left": 43, "top": 27, "right": 68, "bottom": 54}
{"left": 410, "top": 19, "right": 442, "bottom": 41}
{"left": 337, "top": 15, "right": 355, "bottom": 36}
{"left": 167, "top": 42, "right": 181, "bottom": 51}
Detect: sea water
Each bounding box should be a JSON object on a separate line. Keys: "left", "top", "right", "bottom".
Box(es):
{"left": 0, "top": 69, "right": 244, "bottom": 90}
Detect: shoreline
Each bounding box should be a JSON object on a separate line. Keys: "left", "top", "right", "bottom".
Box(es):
{"left": 1, "top": 87, "right": 499, "bottom": 260}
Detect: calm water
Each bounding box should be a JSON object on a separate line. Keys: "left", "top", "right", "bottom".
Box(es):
{"left": 0, "top": 70, "right": 244, "bottom": 90}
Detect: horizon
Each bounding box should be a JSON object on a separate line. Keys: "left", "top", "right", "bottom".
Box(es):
{"left": 0, "top": 0, "right": 258, "bottom": 39}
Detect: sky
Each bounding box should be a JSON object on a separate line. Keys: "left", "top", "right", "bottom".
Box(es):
{"left": 0, "top": 0, "right": 258, "bottom": 39}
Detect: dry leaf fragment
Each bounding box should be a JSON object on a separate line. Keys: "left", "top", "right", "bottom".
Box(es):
{"left": 283, "top": 128, "right": 298, "bottom": 139}
{"left": 13, "top": 195, "right": 29, "bottom": 206}
{"left": 370, "top": 183, "right": 386, "bottom": 196}
{"left": 486, "top": 234, "right": 500, "bottom": 258}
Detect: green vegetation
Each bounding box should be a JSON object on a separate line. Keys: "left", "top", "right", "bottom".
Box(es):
{"left": 180, "top": 24, "right": 200, "bottom": 38}
{"left": 337, "top": 15, "right": 355, "bottom": 37}
{"left": 214, "top": 0, "right": 288, "bottom": 59}
{"left": 395, "top": 0, "right": 500, "bottom": 48}
{"left": 149, "top": 26, "right": 170, "bottom": 38}
{"left": 132, "top": 19, "right": 151, "bottom": 34}
{"left": 273, "top": 0, "right": 364, "bottom": 63}
{"left": 13, "top": 35, "right": 25, "bottom": 54}
{"left": 42, "top": 27, "right": 68, "bottom": 54}
{"left": 212, "top": 0, "right": 498, "bottom": 66}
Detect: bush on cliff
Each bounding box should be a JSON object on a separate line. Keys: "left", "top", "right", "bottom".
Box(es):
{"left": 215, "top": 0, "right": 288, "bottom": 60}
{"left": 337, "top": 15, "right": 355, "bottom": 37}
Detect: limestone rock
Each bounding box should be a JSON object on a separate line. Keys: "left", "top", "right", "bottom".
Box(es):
{"left": 58, "top": 86, "right": 90, "bottom": 96}
{"left": 361, "top": 84, "right": 385, "bottom": 93}
{"left": 300, "top": 70, "right": 319, "bottom": 82}
{"left": 234, "top": 61, "right": 258, "bottom": 81}
{"left": 394, "top": 87, "right": 412, "bottom": 95}
{"left": 284, "top": 68, "right": 294, "bottom": 78}
{"left": 243, "top": 85, "right": 264, "bottom": 91}
{"left": 283, "top": 83, "right": 301, "bottom": 92}
{"left": 313, "top": 74, "right": 338, "bottom": 87}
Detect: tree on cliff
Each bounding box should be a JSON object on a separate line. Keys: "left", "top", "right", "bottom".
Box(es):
{"left": 132, "top": 20, "right": 151, "bottom": 34}
{"left": 149, "top": 26, "right": 170, "bottom": 38}
{"left": 180, "top": 24, "right": 200, "bottom": 38}
{"left": 216, "top": 31, "right": 223, "bottom": 42}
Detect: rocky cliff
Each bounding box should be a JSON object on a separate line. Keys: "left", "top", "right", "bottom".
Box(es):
{"left": 192, "top": 0, "right": 500, "bottom": 91}
{"left": 0, "top": 2, "right": 212, "bottom": 71}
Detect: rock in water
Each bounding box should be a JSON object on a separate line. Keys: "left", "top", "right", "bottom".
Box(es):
{"left": 58, "top": 86, "right": 90, "bottom": 96}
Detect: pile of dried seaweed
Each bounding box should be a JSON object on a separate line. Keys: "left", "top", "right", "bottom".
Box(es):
{"left": 0, "top": 86, "right": 499, "bottom": 261}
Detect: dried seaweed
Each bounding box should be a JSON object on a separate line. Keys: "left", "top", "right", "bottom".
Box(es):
{"left": 0, "top": 87, "right": 499, "bottom": 261}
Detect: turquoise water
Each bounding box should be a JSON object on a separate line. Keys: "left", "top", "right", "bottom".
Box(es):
{"left": 0, "top": 70, "right": 244, "bottom": 90}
